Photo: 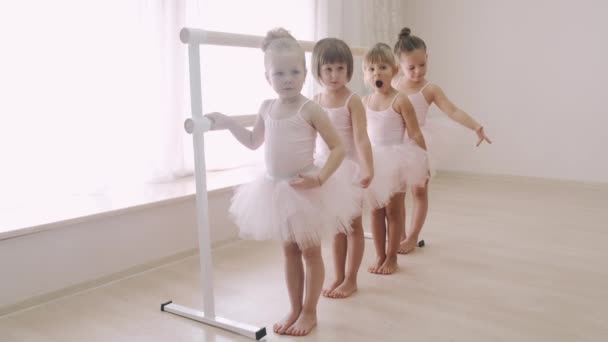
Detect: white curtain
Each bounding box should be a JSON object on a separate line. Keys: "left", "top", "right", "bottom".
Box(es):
{"left": 0, "top": 1, "right": 191, "bottom": 211}
{"left": 315, "top": 0, "right": 407, "bottom": 45}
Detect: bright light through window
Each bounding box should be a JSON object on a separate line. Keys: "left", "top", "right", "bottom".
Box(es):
{"left": 0, "top": 0, "right": 314, "bottom": 212}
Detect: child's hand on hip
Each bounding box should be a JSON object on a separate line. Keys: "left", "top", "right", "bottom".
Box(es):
{"left": 359, "top": 174, "right": 372, "bottom": 188}
{"left": 289, "top": 174, "right": 322, "bottom": 190}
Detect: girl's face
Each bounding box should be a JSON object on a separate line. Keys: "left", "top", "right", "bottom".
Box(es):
{"left": 363, "top": 60, "right": 398, "bottom": 91}
{"left": 265, "top": 51, "right": 306, "bottom": 99}
{"left": 319, "top": 62, "right": 348, "bottom": 91}
{"left": 398, "top": 49, "right": 428, "bottom": 83}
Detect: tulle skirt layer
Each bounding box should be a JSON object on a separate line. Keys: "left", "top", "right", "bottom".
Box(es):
{"left": 371, "top": 140, "right": 429, "bottom": 193}
{"left": 229, "top": 166, "right": 360, "bottom": 248}
{"left": 407, "top": 116, "right": 456, "bottom": 178}
{"left": 314, "top": 153, "right": 394, "bottom": 211}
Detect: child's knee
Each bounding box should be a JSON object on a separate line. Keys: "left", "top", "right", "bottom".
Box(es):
{"left": 386, "top": 199, "right": 404, "bottom": 218}
{"left": 283, "top": 243, "right": 302, "bottom": 258}
{"left": 386, "top": 209, "right": 402, "bottom": 222}
{"left": 371, "top": 208, "right": 384, "bottom": 217}
{"left": 413, "top": 185, "right": 428, "bottom": 198}
{"left": 349, "top": 217, "right": 363, "bottom": 232}
{"left": 350, "top": 223, "right": 364, "bottom": 234}
{"left": 301, "top": 246, "right": 322, "bottom": 262}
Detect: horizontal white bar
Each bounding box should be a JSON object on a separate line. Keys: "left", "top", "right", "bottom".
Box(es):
{"left": 184, "top": 116, "right": 211, "bottom": 134}
{"left": 180, "top": 28, "right": 367, "bottom": 56}
{"left": 184, "top": 114, "right": 256, "bottom": 134}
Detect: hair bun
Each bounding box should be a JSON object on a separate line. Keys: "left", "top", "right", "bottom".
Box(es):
{"left": 398, "top": 27, "right": 411, "bottom": 40}
{"left": 262, "top": 27, "right": 293, "bottom": 51}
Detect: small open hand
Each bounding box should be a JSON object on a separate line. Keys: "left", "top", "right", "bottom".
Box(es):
{"left": 476, "top": 126, "right": 492, "bottom": 146}
{"left": 289, "top": 174, "right": 322, "bottom": 190}
{"left": 205, "top": 112, "right": 230, "bottom": 129}
{"left": 359, "top": 174, "right": 372, "bottom": 188}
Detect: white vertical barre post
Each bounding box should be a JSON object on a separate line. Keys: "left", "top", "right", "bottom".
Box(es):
{"left": 187, "top": 42, "right": 216, "bottom": 317}
{"left": 161, "top": 28, "right": 266, "bottom": 340}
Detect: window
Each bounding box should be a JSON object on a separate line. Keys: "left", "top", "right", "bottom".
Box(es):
{"left": 0, "top": 0, "right": 314, "bottom": 218}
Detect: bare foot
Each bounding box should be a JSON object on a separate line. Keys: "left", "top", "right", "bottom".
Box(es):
{"left": 377, "top": 255, "right": 398, "bottom": 275}
{"left": 322, "top": 278, "right": 343, "bottom": 297}
{"left": 285, "top": 311, "right": 317, "bottom": 336}
{"left": 368, "top": 256, "right": 385, "bottom": 274}
{"left": 273, "top": 310, "right": 300, "bottom": 335}
{"left": 329, "top": 279, "right": 357, "bottom": 298}
{"left": 398, "top": 238, "right": 418, "bottom": 254}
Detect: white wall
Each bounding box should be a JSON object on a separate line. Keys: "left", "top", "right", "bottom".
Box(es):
{"left": 0, "top": 190, "right": 238, "bottom": 313}
{"left": 400, "top": 0, "right": 608, "bottom": 183}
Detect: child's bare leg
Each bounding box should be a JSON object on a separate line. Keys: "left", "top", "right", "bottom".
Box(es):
{"left": 286, "top": 245, "right": 324, "bottom": 336}
{"left": 399, "top": 181, "right": 429, "bottom": 254}
{"left": 323, "top": 233, "right": 346, "bottom": 297}
{"left": 379, "top": 193, "right": 405, "bottom": 274}
{"left": 331, "top": 216, "right": 364, "bottom": 298}
{"left": 273, "top": 242, "right": 304, "bottom": 335}
{"left": 400, "top": 193, "right": 408, "bottom": 242}
{"left": 368, "top": 207, "right": 387, "bottom": 274}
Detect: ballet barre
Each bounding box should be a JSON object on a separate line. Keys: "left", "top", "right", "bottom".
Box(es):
{"left": 179, "top": 28, "right": 369, "bottom": 131}
{"left": 179, "top": 28, "right": 368, "bottom": 56}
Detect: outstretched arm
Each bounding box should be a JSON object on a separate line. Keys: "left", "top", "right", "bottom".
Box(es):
{"left": 430, "top": 85, "right": 492, "bottom": 146}
{"left": 205, "top": 101, "right": 267, "bottom": 150}
{"left": 349, "top": 95, "right": 374, "bottom": 188}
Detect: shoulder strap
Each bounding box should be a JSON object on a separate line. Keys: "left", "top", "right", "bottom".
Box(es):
{"left": 262, "top": 99, "right": 275, "bottom": 120}
{"left": 296, "top": 100, "right": 310, "bottom": 115}
{"left": 362, "top": 93, "right": 372, "bottom": 108}
{"left": 396, "top": 76, "right": 404, "bottom": 88}
{"left": 344, "top": 92, "right": 355, "bottom": 107}
{"left": 314, "top": 93, "right": 322, "bottom": 105}
{"left": 390, "top": 93, "right": 401, "bottom": 107}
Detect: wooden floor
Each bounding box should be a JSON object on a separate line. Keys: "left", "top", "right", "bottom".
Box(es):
{"left": 2, "top": 172, "right": 607, "bottom": 341}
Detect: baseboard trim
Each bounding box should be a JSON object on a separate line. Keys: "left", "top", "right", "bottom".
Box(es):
{"left": 0, "top": 238, "right": 238, "bottom": 317}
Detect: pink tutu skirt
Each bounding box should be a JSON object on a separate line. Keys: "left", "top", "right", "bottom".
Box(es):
{"left": 372, "top": 140, "right": 429, "bottom": 193}
{"left": 406, "top": 116, "right": 455, "bottom": 178}
{"left": 229, "top": 165, "right": 360, "bottom": 248}
{"left": 314, "top": 153, "right": 394, "bottom": 211}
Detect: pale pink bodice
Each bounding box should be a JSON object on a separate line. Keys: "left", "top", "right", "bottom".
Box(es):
{"left": 315, "top": 93, "right": 357, "bottom": 160}
{"left": 263, "top": 100, "right": 316, "bottom": 179}
{"left": 366, "top": 94, "right": 405, "bottom": 146}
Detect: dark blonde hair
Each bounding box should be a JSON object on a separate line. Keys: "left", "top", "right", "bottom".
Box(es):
{"left": 261, "top": 27, "right": 299, "bottom": 52}
{"left": 393, "top": 27, "right": 427, "bottom": 55}
{"left": 311, "top": 38, "right": 354, "bottom": 84}
{"left": 261, "top": 27, "right": 306, "bottom": 69}
{"left": 363, "top": 42, "right": 397, "bottom": 68}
